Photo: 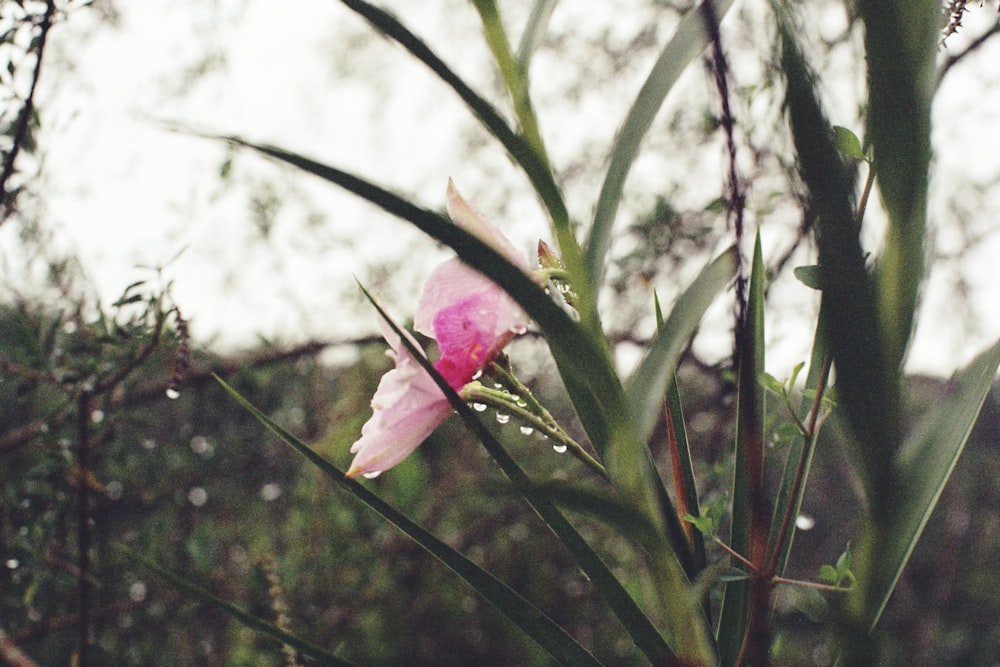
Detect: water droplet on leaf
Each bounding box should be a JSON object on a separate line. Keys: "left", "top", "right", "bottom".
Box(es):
{"left": 519, "top": 426, "right": 534, "bottom": 435}
{"left": 165, "top": 388, "right": 181, "bottom": 400}
{"left": 472, "top": 402, "right": 487, "bottom": 412}
{"left": 496, "top": 413, "right": 510, "bottom": 424}
{"left": 552, "top": 443, "right": 568, "bottom": 454}
{"left": 362, "top": 470, "right": 382, "bottom": 480}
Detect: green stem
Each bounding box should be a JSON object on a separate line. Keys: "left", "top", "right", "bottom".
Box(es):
{"left": 461, "top": 383, "right": 607, "bottom": 479}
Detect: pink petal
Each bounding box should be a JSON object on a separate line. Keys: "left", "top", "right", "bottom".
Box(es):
{"left": 346, "top": 316, "right": 452, "bottom": 478}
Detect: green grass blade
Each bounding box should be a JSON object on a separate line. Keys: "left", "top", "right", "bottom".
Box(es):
{"left": 516, "top": 0, "right": 559, "bottom": 69}
{"left": 857, "top": 0, "right": 937, "bottom": 374}
{"left": 666, "top": 377, "right": 706, "bottom": 572}
{"left": 214, "top": 373, "right": 602, "bottom": 666}
{"left": 716, "top": 231, "right": 766, "bottom": 666}
{"left": 654, "top": 291, "right": 707, "bottom": 573}
{"left": 778, "top": 8, "right": 896, "bottom": 506}
{"left": 335, "top": 0, "right": 564, "bottom": 224}
{"left": 335, "top": 0, "right": 593, "bottom": 328}
{"left": 584, "top": 0, "right": 735, "bottom": 294}
{"left": 116, "top": 544, "right": 351, "bottom": 666}
{"left": 472, "top": 0, "right": 549, "bottom": 167}
{"left": 625, "top": 246, "right": 737, "bottom": 445}
{"left": 863, "top": 338, "right": 1000, "bottom": 628}
{"left": 345, "top": 292, "right": 680, "bottom": 663}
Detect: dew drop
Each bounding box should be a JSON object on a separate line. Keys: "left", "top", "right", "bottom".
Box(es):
{"left": 516, "top": 400, "right": 527, "bottom": 407}
{"left": 496, "top": 413, "right": 510, "bottom": 424}
{"left": 472, "top": 369, "right": 483, "bottom": 380}
{"left": 519, "top": 426, "right": 534, "bottom": 436}
{"left": 494, "top": 383, "right": 504, "bottom": 389}
{"left": 795, "top": 514, "right": 815, "bottom": 531}
{"left": 472, "top": 402, "right": 487, "bottom": 412}
{"left": 509, "top": 324, "right": 528, "bottom": 335}
{"left": 509, "top": 394, "right": 520, "bottom": 402}
{"left": 552, "top": 443, "right": 568, "bottom": 454}
{"left": 165, "top": 388, "right": 181, "bottom": 400}
{"left": 5, "top": 559, "right": 19, "bottom": 570}
{"left": 362, "top": 470, "right": 383, "bottom": 479}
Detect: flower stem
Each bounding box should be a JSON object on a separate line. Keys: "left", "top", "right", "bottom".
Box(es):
{"left": 462, "top": 369, "right": 607, "bottom": 479}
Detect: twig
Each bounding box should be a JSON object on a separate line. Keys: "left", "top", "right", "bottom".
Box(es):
{"left": 0, "top": 0, "right": 57, "bottom": 222}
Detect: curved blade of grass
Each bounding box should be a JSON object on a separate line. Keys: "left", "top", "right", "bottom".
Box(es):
{"left": 115, "top": 544, "right": 350, "bottom": 666}
{"left": 625, "top": 246, "right": 738, "bottom": 445}
{"left": 862, "top": 338, "right": 1000, "bottom": 629}
{"left": 857, "top": 0, "right": 937, "bottom": 374}
{"left": 472, "top": 0, "right": 549, "bottom": 169}
{"left": 336, "top": 0, "right": 595, "bottom": 332}
{"left": 516, "top": 0, "right": 559, "bottom": 69}
{"left": 214, "top": 374, "right": 601, "bottom": 666}
{"left": 584, "top": 0, "right": 735, "bottom": 295}
{"left": 778, "top": 6, "right": 895, "bottom": 507}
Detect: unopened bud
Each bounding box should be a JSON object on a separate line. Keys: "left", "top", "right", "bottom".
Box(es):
{"left": 537, "top": 239, "right": 562, "bottom": 269}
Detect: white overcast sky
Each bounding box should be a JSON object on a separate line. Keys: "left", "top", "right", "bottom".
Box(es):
{"left": 5, "top": 0, "right": 1000, "bottom": 377}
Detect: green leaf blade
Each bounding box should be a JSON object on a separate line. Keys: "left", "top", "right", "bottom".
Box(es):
{"left": 584, "top": 0, "right": 736, "bottom": 294}
{"left": 861, "top": 338, "right": 1000, "bottom": 628}
{"left": 626, "top": 246, "right": 738, "bottom": 445}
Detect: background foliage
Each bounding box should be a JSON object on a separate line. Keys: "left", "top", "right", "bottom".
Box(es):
{"left": 3, "top": 0, "right": 1000, "bottom": 665}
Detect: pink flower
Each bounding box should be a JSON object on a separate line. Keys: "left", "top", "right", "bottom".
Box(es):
{"left": 346, "top": 183, "right": 530, "bottom": 478}
{"left": 346, "top": 316, "right": 453, "bottom": 478}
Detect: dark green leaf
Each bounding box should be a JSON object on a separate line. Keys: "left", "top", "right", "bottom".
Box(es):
{"left": 792, "top": 265, "right": 821, "bottom": 290}
{"left": 832, "top": 125, "right": 865, "bottom": 161}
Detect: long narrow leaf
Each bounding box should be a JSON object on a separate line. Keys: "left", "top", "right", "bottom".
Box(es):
{"left": 626, "top": 246, "right": 738, "bottom": 445}
{"left": 856, "top": 0, "right": 937, "bottom": 374}
{"left": 584, "top": 0, "right": 736, "bottom": 294}
{"left": 516, "top": 0, "right": 559, "bottom": 69}
{"left": 716, "top": 230, "right": 766, "bottom": 666}
{"left": 214, "top": 374, "right": 602, "bottom": 666}
{"left": 654, "top": 291, "right": 707, "bottom": 574}
{"left": 472, "top": 0, "right": 549, "bottom": 167}
{"left": 778, "top": 7, "right": 895, "bottom": 507}
{"left": 116, "top": 544, "right": 350, "bottom": 666}
{"left": 864, "top": 338, "right": 1000, "bottom": 628}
